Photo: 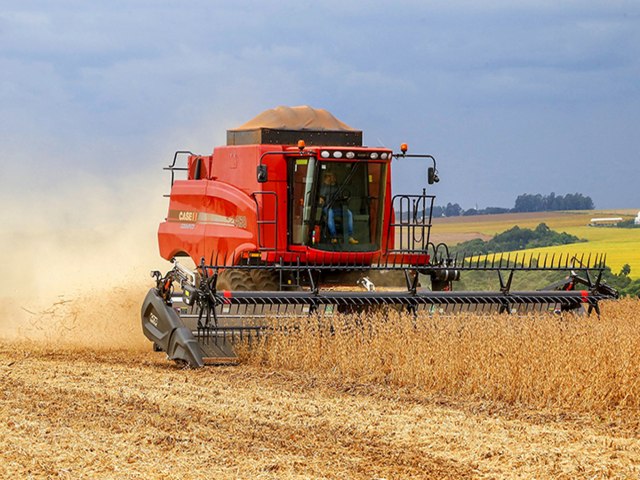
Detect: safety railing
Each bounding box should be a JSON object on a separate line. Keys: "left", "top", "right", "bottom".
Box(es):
{"left": 386, "top": 189, "right": 435, "bottom": 254}
{"left": 252, "top": 191, "right": 279, "bottom": 252}
{"left": 162, "top": 150, "right": 194, "bottom": 197}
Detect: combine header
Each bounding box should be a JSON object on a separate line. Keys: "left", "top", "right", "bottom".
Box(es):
{"left": 141, "top": 106, "right": 618, "bottom": 367}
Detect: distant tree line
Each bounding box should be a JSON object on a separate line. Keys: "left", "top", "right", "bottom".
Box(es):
{"left": 459, "top": 206, "right": 511, "bottom": 216}
{"left": 604, "top": 264, "right": 640, "bottom": 297}
{"left": 616, "top": 219, "right": 640, "bottom": 229}
{"left": 419, "top": 192, "right": 594, "bottom": 219}
{"left": 512, "top": 192, "right": 594, "bottom": 213}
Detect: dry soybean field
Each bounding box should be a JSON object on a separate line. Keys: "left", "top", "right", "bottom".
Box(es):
{"left": 1, "top": 290, "right": 639, "bottom": 479}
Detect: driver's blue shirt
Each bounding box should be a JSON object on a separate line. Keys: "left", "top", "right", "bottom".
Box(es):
{"left": 320, "top": 183, "right": 341, "bottom": 207}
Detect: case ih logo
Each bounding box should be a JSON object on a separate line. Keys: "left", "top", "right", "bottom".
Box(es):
{"left": 169, "top": 210, "right": 198, "bottom": 223}
{"left": 168, "top": 210, "right": 247, "bottom": 228}
{"left": 178, "top": 211, "right": 198, "bottom": 223}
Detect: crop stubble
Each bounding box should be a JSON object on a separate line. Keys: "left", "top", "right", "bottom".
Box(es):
{"left": 1, "top": 292, "right": 639, "bottom": 478}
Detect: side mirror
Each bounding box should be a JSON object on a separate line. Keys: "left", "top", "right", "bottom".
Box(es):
{"left": 428, "top": 166, "right": 439, "bottom": 185}
{"left": 257, "top": 165, "right": 268, "bottom": 183}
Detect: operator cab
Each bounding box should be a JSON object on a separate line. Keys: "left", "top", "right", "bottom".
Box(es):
{"left": 229, "top": 106, "right": 391, "bottom": 253}
{"left": 289, "top": 153, "right": 388, "bottom": 252}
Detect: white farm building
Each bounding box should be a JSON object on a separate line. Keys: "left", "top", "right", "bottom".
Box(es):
{"left": 588, "top": 217, "right": 623, "bottom": 227}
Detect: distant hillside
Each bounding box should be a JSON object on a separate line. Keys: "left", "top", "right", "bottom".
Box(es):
{"left": 447, "top": 222, "right": 640, "bottom": 296}
{"left": 451, "top": 223, "right": 585, "bottom": 255}
{"left": 428, "top": 210, "right": 640, "bottom": 283}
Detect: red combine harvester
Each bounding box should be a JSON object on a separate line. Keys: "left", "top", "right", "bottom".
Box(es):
{"left": 142, "top": 106, "right": 617, "bottom": 367}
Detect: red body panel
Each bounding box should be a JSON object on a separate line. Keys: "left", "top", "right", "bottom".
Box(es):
{"left": 158, "top": 143, "right": 429, "bottom": 266}
{"left": 158, "top": 179, "right": 260, "bottom": 264}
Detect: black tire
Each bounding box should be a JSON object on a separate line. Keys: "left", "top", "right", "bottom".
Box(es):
{"left": 216, "top": 269, "right": 256, "bottom": 291}
{"left": 249, "top": 269, "right": 280, "bottom": 291}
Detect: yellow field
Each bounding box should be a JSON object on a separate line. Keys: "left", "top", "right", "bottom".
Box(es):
{"left": 431, "top": 210, "right": 640, "bottom": 279}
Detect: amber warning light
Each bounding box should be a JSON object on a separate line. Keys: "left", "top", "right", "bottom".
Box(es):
{"left": 400, "top": 143, "right": 408, "bottom": 154}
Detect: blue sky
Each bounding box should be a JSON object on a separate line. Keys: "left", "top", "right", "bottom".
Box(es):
{"left": 2, "top": 0, "right": 639, "bottom": 210}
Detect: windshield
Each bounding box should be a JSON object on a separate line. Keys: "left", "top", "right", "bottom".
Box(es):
{"left": 289, "top": 158, "right": 387, "bottom": 252}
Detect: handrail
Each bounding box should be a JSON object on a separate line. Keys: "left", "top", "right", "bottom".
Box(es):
{"left": 252, "top": 191, "right": 279, "bottom": 252}
{"left": 163, "top": 151, "right": 194, "bottom": 188}
{"left": 387, "top": 189, "right": 435, "bottom": 254}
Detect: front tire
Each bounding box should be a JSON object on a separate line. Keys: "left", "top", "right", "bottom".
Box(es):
{"left": 216, "top": 269, "right": 256, "bottom": 291}
{"left": 249, "top": 269, "right": 280, "bottom": 291}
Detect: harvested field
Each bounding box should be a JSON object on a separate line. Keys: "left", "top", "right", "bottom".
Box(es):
{"left": 430, "top": 210, "right": 639, "bottom": 236}
{"left": 1, "top": 294, "right": 640, "bottom": 478}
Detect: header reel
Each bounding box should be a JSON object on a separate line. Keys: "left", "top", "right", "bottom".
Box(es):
{"left": 141, "top": 251, "right": 618, "bottom": 368}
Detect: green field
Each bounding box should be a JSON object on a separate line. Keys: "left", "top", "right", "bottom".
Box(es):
{"left": 430, "top": 210, "right": 640, "bottom": 279}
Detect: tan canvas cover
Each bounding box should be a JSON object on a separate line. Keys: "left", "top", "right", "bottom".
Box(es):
{"left": 230, "top": 105, "right": 357, "bottom": 131}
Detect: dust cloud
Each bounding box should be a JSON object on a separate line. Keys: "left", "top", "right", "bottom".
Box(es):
{"left": 0, "top": 170, "right": 172, "bottom": 351}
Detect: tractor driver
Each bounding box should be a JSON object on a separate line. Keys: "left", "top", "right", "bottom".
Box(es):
{"left": 318, "top": 171, "right": 358, "bottom": 244}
